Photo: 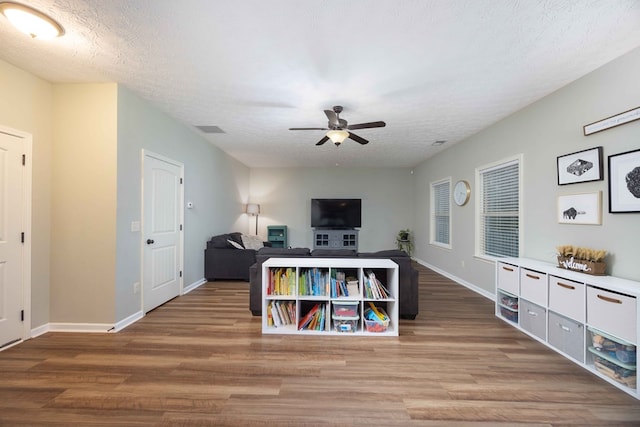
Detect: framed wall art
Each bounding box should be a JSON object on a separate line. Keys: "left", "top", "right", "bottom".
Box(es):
{"left": 557, "top": 191, "right": 602, "bottom": 225}
{"left": 608, "top": 148, "right": 640, "bottom": 213}
{"left": 557, "top": 146, "right": 603, "bottom": 185}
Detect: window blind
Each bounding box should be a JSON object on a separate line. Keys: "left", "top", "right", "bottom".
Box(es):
{"left": 479, "top": 160, "right": 519, "bottom": 257}
{"left": 432, "top": 180, "right": 450, "bottom": 245}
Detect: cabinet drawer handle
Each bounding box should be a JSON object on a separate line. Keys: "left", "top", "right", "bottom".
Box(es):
{"left": 502, "top": 266, "right": 514, "bottom": 272}
{"left": 527, "top": 310, "right": 538, "bottom": 317}
{"left": 526, "top": 273, "right": 541, "bottom": 280}
{"left": 597, "top": 294, "right": 622, "bottom": 304}
{"left": 559, "top": 324, "right": 571, "bottom": 332}
{"left": 556, "top": 282, "right": 575, "bottom": 290}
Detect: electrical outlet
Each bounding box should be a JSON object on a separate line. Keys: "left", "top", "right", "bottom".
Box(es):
{"left": 133, "top": 282, "right": 140, "bottom": 294}
{"left": 461, "top": 260, "right": 465, "bottom": 268}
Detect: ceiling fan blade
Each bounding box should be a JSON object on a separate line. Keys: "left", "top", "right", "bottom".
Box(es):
{"left": 348, "top": 132, "right": 369, "bottom": 145}
{"left": 289, "top": 127, "right": 328, "bottom": 131}
{"left": 324, "top": 109, "right": 339, "bottom": 127}
{"left": 347, "top": 121, "right": 386, "bottom": 130}
{"left": 316, "top": 136, "right": 329, "bottom": 146}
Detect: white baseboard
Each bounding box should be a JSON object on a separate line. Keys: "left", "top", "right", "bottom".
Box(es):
{"left": 47, "top": 323, "right": 115, "bottom": 333}
{"left": 31, "top": 323, "right": 50, "bottom": 338}
{"left": 183, "top": 277, "right": 207, "bottom": 294}
{"left": 414, "top": 258, "right": 495, "bottom": 301}
{"left": 27, "top": 281, "right": 208, "bottom": 338}
{"left": 114, "top": 310, "right": 144, "bottom": 332}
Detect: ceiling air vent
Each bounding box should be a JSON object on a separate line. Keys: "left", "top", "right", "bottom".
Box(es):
{"left": 195, "top": 125, "right": 225, "bottom": 134}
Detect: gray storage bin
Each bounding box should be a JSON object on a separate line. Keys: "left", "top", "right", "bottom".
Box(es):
{"left": 520, "top": 299, "right": 547, "bottom": 341}
{"left": 548, "top": 311, "right": 585, "bottom": 363}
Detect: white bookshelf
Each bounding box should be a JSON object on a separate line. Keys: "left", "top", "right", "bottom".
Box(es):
{"left": 262, "top": 257, "right": 398, "bottom": 336}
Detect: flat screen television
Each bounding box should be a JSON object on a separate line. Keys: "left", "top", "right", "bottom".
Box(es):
{"left": 311, "top": 198, "right": 361, "bottom": 228}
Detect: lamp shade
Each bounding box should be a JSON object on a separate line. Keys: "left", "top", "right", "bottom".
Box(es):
{"left": 0, "top": 2, "right": 65, "bottom": 39}
{"left": 326, "top": 129, "right": 349, "bottom": 145}
{"left": 246, "top": 203, "right": 260, "bottom": 215}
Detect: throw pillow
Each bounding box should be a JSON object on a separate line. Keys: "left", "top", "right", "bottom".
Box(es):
{"left": 209, "top": 234, "right": 231, "bottom": 248}
{"left": 241, "top": 234, "right": 264, "bottom": 250}
{"left": 228, "top": 232, "right": 244, "bottom": 247}
{"left": 227, "top": 239, "right": 244, "bottom": 249}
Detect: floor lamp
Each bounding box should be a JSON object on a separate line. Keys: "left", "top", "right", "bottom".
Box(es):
{"left": 246, "top": 203, "right": 260, "bottom": 235}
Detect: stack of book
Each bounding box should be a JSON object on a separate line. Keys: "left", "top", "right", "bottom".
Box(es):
{"left": 298, "top": 303, "right": 326, "bottom": 331}
{"left": 267, "top": 300, "right": 296, "bottom": 327}
{"left": 267, "top": 267, "right": 296, "bottom": 296}
{"left": 330, "top": 270, "right": 360, "bottom": 298}
{"left": 363, "top": 270, "right": 391, "bottom": 299}
{"left": 299, "top": 268, "right": 329, "bottom": 296}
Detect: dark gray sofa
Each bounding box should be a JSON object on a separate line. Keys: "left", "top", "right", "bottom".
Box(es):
{"left": 204, "top": 232, "right": 270, "bottom": 281}
{"left": 249, "top": 247, "right": 419, "bottom": 319}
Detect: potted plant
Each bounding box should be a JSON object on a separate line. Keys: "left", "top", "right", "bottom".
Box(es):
{"left": 397, "top": 229, "right": 410, "bottom": 241}
{"left": 396, "top": 229, "right": 413, "bottom": 255}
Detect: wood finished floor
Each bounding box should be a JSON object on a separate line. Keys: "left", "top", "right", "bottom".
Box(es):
{"left": 1, "top": 263, "right": 639, "bottom": 426}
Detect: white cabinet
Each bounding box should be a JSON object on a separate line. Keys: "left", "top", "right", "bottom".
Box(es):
{"left": 495, "top": 257, "right": 640, "bottom": 399}
{"left": 262, "top": 257, "right": 398, "bottom": 336}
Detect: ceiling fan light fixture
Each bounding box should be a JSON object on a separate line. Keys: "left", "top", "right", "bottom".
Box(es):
{"left": 326, "top": 129, "right": 349, "bottom": 145}
{"left": 0, "top": 1, "right": 65, "bottom": 39}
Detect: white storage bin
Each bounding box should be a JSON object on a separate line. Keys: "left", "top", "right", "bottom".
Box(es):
{"left": 520, "top": 268, "right": 547, "bottom": 307}
{"left": 548, "top": 275, "right": 585, "bottom": 323}
{"left": 497, "top": 262, "right": 519, "bottom": 295}
{"left": 587, "top": 286, "right": 637, "bottom": 344}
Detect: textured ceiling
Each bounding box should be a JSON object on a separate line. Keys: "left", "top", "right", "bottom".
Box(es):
{"left": 2, "top": 0, "right": 640, "bottom": 168}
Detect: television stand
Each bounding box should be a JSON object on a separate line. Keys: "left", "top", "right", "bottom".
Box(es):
{"left": 313, "top": 229, "right": 358, "bottom": 251}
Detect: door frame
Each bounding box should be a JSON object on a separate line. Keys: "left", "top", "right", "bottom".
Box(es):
{"left": 0, "top": 125, "right": 32, "bottom": 342}
{"left": 140, "top": 149, "right": 184, "bottom": 313}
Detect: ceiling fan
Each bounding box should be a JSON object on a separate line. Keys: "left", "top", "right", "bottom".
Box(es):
{"left": 289, "top": 106, "right": 386, "bottom": 146}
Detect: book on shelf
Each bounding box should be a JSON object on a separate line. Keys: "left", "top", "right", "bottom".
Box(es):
{"left": 269, "top": 300, "right": 296, "bottom": 327}
{"left": 300, "top": 268, "right": 329, "bottom": 296}
{"left": 269, "top": 267, "right": 296, "bottom": 296}
{"left": 364, "top": 270, "right": 391, "bottom": 299}
{"left": 298, "top": 303, "right": 326, "bottom": 331}
{"left": 330, "top": 270, "right": 360, "bottom": 298}
{"left": 347, "top": 280, "right": 359, "bottom": 297}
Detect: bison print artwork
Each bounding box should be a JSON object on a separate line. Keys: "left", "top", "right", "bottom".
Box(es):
{"left": 558, "top": 192, "right": 602, "bottom": 225}
{"left": 609, "top": 149, "right": 640, "bottom": 213}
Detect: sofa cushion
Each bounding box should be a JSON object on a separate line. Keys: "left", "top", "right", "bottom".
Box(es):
{"left": 311, "top": 249, "right": 357, "bottom": 257}
{"left": 358, "top": 249, "right": 408, "bottom": 258}
{"left": 241, "top": 234, "right": 264, "bottom": 250}
{"left": 209, "top": 232, "right": 245, "bottom": 249}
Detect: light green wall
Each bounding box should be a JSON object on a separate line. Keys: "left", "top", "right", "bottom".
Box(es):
{"left": 414, "top": 46, "right": 640, "bottom": 293}
{"left": 249, "top": 167, "right": 415, "bottom": 251}
{"left": 0, "top": 59, "right": 52, "bottom": 329}
{"left": 115, "top": 86, "right": 250, "bottom": 321}
{"left": 51, "top": 84, "right": 118, "bottom": 323}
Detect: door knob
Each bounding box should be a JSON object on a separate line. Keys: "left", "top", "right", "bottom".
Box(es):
{"left": 146, "top": 239, "right": 155, "bottom": 245}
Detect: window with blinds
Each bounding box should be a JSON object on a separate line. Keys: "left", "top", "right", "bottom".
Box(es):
{"left": 476, "top": 157, "right": 521, "bottom": 258}
{"left": 430, "top": 178, "right": 451, "bottom": 247}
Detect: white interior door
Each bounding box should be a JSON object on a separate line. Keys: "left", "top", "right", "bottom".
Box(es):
{"left": 0, "top": 131, "right": 25, "bottom": 348}
{"left": 142, "top": 152, "right": 183, "bottom": 313}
